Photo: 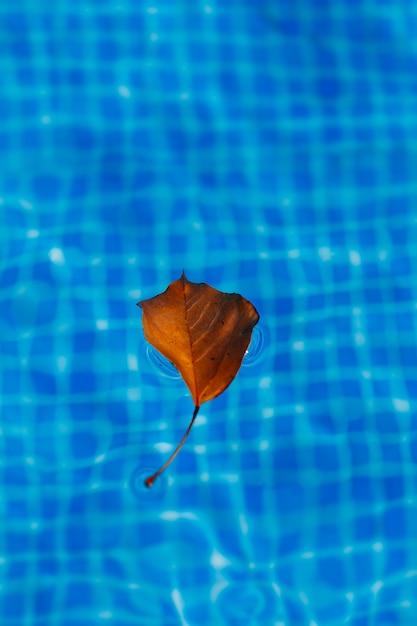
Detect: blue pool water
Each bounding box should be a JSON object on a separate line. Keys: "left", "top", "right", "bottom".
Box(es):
{"left": 1, "top": 1, "right": 417, "bottom": 624}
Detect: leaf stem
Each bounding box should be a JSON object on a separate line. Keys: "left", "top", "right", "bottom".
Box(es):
{"left": 144, "top": 405, "right": 200, "bottom": 488}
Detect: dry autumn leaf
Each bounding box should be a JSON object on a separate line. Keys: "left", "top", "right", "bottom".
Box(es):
{"left": 137, "top": 271, "right": 260, "bottom": 487}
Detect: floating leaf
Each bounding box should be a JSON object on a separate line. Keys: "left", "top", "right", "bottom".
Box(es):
{"left": 137, "top": 271, "right": 259, "bottom": 486}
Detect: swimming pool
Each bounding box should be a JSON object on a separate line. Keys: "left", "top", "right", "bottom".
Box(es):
{"left": 1, "top": 1, "right": 417, "bottom": 624}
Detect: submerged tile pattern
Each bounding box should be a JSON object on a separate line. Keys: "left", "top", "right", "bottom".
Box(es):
{"left": 1, "top": 0, "right": 417, "bottom": 624}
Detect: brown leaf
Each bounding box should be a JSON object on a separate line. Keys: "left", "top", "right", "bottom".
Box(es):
{"left": 137, "top": 271, "right": 259, "bottom": 487}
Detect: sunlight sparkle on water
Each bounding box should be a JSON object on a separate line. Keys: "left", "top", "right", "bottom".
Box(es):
{"left": 118, "top": 85, "right": 131, "bottom": 98}
{"left": 371, "top": 580, "right": 383, "bottom": 596}
{"left": 393, "top": 398, "right": 409, "bottom": 412}
{"left": 318, "top": 246, "right": 333, "bottom": 261}
{"left": 49, "top": 248, "right": 65, "bottom": 265}
{"left": 19, "top": 198, "right": 33, "bottom": 210}
{"left": 349, "top": 250, "right": 361, "bottom": 266}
